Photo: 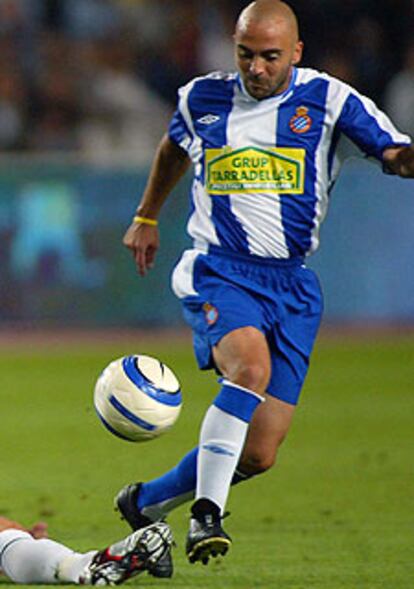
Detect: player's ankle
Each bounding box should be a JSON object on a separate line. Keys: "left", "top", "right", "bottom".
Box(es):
{"left": 191, "top": 498, "right": 221, "bottom": 520}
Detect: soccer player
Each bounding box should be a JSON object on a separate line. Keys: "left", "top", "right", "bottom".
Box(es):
{"left": 118, "top": 0, "right": 414, "bottom": 575}
{"left": 0, "top": 515, "right": 172, "bottom": 584}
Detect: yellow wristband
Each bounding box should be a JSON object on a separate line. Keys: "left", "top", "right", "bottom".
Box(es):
{"left": 133, "top": 215, "right": 158, "bottom": 226}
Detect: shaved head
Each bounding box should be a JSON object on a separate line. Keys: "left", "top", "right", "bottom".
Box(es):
{"left": 233, "top": 0, "right": 303, "bottom": 99}
{"left": 236, "top": 1, "right": 299, "bottom": 41}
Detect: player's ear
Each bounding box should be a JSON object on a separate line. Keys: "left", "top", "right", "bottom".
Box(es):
{"left": 292, "top": 41, "right": 304, "bottom": 65}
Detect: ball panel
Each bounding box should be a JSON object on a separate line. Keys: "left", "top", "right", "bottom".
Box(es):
{"left": 122, "top": 356, "right": 182, "bottom": 406}
{"left": 108, "top": 394, "right": 157, "bottom": 432}
{"left": 135, "top": 355, "right": 180, "bottom": 393}
{"left": 94, "top": 395, "right": 163, "bottom": 442}
{"left": 114, "top": 385, "right": 181, "bottom": 424}
{"left": 95, "top": 409, "right": 136, "bottom": 441}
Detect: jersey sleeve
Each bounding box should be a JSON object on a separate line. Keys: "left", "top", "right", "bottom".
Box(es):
{"left": 168, "top": 84, "right": 194, "bottom": 154}
{"left": 168, "top": 109, "right": 193, "bottom": 153}
{"left": 336, "top": 88, "right": 411, "bottom": 161}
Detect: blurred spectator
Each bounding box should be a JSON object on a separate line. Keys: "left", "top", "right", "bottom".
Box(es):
{"left": 317, "top": 50, "right": 357, "bottom": 86}
{"left": 385, "top": 43, "right": 414, "bottom": 139}
{"left": 76, "top": 38, "right": 171, "bottom": 164}
{"left": 0, "top": 0, "right": 43, "bottom": 36}
{"left": 0, "top": 57, "right": 27, "bottom": 149}
{"left": 61, "top": 0, "right": 123, "bottom": 41}
{"left": 27, "top": 33, "right": 83, "bottom": 151}
{"left": 128, "top": 0, "right": 202, "bottom": 104}
{"left": 349, "top": 17, "right": 390, "bottom": 105}
{"left": 199, "top": 3, "right": 235, "bottom": 73}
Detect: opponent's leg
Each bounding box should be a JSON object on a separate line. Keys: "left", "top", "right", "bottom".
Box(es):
{"left": 0, "top": 529, "right": 78, "bottom": 584}
{"left": 0, "top": 523, "right": 172, "bottom": 585}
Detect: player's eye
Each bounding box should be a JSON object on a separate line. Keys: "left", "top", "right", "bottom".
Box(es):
{"left": 264, "top": 53, "right": 280, "bottom": 62}
{"left": 239, "top": 51, "right": 253, "bottom": 60}
{"left": 237, "top": 46, "right": 254, "bottom": 60}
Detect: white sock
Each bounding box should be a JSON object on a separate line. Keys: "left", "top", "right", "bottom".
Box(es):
{"left": 197, "top": 404, "right": 248, "bottom": 512}
{"left": 57, "top": 551, "right": 97, "bottom": 584}
{"left": 196, "top": 381, "right": 263, "bottom": 513}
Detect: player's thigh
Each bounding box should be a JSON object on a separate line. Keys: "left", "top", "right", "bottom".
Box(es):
{"left": 239, "top": 394, "right": 296, "bottom": 473}
{"left": 213, "top": 326, "right": 272, "bottom": 394}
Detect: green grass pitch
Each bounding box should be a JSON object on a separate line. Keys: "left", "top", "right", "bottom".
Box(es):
{"left": 0, "top": 331, "right": 413, "bottom": 588}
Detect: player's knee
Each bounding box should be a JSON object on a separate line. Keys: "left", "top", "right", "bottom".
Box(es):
{"left": 229, "top": 361, "right": 270, "bottom": 394}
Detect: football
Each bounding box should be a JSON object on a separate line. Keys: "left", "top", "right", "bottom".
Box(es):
{"left": 93, "top": 355, "right": 182, "bottom": 442}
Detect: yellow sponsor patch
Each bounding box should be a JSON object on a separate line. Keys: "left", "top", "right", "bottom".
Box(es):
{"left": 205, "top": 146, "right": 305, "bottom": 194}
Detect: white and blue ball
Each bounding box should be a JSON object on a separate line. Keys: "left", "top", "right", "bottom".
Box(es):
{"left": 94, "top": 355, "right": 182, "bottom": 442}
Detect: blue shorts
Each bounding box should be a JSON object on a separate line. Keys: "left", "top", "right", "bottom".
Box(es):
{"left": 174, "top": 248, "right": 323, "bottom": 405}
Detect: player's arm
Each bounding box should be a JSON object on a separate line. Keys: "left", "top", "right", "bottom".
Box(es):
{"left": 123, "top": 134, "right": 191, "bottom": 276}
{"left": 0, "top": 516, "right": 48, "bottom": 538}
{"left": 0, "top": 516, "right": 26, "bottom": 533}
{"left": 383, "top": 145, "right": 414, "bottom": 178}
{"left": 333, "top": 80, "right": 413, "bottom": 176}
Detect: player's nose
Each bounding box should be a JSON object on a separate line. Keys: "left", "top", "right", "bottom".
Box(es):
{"left": 249, "top": 56, "right": 265, "bottom": 76}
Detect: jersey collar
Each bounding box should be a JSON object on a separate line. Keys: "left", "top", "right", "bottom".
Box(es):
{"left": 236, "top": 67, "right": 298, "bottom": 103}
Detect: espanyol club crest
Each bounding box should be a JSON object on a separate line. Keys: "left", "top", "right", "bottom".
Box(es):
{"left": 203, "top": 302, "right": 219, "bottom": 325}
{"left": 289, "top": 106, "right": 312, "bottom": 134}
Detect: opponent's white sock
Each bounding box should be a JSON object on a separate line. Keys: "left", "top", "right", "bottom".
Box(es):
{"left": 196, "top": 380, "right": 263, "bottom": 513}
{"left": 0, "top": 529, "right": 93, "bottom": 584}
{"left": 57, "top": 550, "right": 97, "bottom": 584}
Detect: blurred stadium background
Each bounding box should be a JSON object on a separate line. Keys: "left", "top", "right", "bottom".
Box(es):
{"left": 0, "top": 0, "right": 412, "bottom": 329}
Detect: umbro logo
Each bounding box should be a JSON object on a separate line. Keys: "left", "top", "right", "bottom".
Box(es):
{"left": 197, "top": 114, "right": 220, "bottom": 125}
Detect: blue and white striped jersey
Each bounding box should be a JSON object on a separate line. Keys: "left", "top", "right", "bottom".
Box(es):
{"left": 169, "top": 67, "right": 411, "bottom": 259}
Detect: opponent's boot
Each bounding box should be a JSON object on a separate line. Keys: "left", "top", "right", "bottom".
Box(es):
{"left": 80, "top": 522, "right": 172, "bottom": 585}
{"left": 115, "top": 483, "right": 173, "bottom": 578}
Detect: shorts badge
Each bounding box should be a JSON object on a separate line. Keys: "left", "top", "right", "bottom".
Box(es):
{"left": 289, "top": 106, "right": 312, "bottom": 134}
{"left": 203, "top": 302, "right": 219, "bottom": 325}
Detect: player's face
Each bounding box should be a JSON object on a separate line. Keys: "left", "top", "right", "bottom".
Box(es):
{"left": 235, "top": 20, "right": 303, "bottom": 100}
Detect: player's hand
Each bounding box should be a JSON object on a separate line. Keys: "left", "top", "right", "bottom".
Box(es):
{"left": 383, "top": 145, "right": 414, "bottom": 178}
{"left": 123, "top": 222, "right": 160, "bottom": 276}
{"left": 28, "top": 521, "right": 49, "bottom": 539}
